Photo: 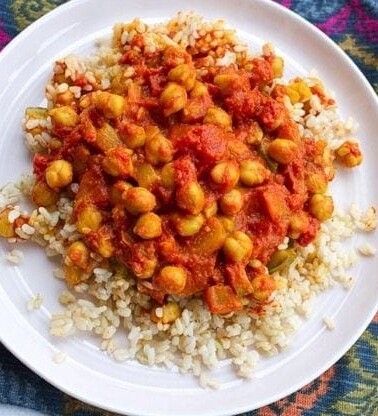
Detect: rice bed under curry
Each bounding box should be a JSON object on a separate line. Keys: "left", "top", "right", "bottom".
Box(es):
{"left": 0, "top": 13, "right": 376, "bottom": 387}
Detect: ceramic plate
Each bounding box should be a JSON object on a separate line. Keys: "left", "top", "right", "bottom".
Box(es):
{"left": 0, "top": 0, "right": 377, "bottom": 415}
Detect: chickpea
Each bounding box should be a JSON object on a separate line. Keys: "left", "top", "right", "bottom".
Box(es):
{"left": 210, "top": 161, "right": 240, "bottom": 191}
{"left": 153, "top": 265, "right": 187, "bottom": 295}
{"left": 145, "top": 134, "right": 174, "bottom": 165}
{"left": 94, "top": 226, "right": 116, "bottom": 258}
{"left": 109, "top": 181, "right": 133, "bottom": 205}
{"left": 335, "top": 140, "right": 363, "bottom": 168}
{"left": 213, "top": 73, "right": 238, "bottom": 95}
{"left": 121, "top": 123, "right": 146, "bottom": 149}
{"left": 45, "top": 160, "right": 73, "bottom": 188}
{"left": 159, "top": 82, "right": 188, "bottom": 116}
{"left": 288, "top": 80, "right": 312, "bottom": 103}
{"left": 309, "top": 194, "right": 334, "bottom": 222}
{"left": 151, "top": 302, "right": 181, "bottom": 324}
{"left": 176, "top": 181, "right": 205, "bottom": 215}
{"left": 219, "top": 189, "right": 243, "bottom": 215}
{"left": 76, "top": 204, "right": 102, "bottom": 234}
{"left": 223, "top": 231, "right": 253, "bottom": 263}
{"left": 64, "top": 264, "right": 87, "bottom": 286}
{"left": 305, "top": 171, "right": 328, "bottom": 194}
{"left": 168, "top": 63, "right": 197, "bottom": 91}
{"left": 133, "top": 212, "right": 162, "bottom": 239}
{"left": 161, "top": 162, "right": 175, "bottom": 189}
{"left": 203, "top": 200, "right": 218, "bottom": 218}
{"left": 251, "top": 274, "right": 276, "bottom": 302}
{"left": 204, "top": 107, "right": 232, "bottom": 131}
{"left": 102, "top": 146, "right": 134, "bottom": 178}
{"left": 48, "top": 106, "right": 79, "bottom": 127}
{"left": 131, "top": 247, "right": 158, "bottom": 279}
{"left": 66, "top": 241, "right": 89, "bottom": 269}
{"left": 31, "top": 180, "right": 59, "bottom": 207}
{"left": 239, "top": 159, "right": 269, "bottom": 187}
{"left": 94, "top": 91, "right": 125, "bottom": 118}
{"left": 246, "top": 122, "right": 264, "bottom": 145}
{"left": 190, "top": 81, "right": 209, "bottom": 98}
{"left": 288, "top": 212, "right": 310, "bottom": 239}
{"left": 217, "top": 215, "right": 235, "bottom": 233}
{"left": 271, "top": 56, "right": 284, "bottom": 78}
{"left": 123, "top": 187, "right": 156, "bottom": 215}
{"left": 267, "top": 138, "right": 299, "bottom": 164}
{"left": 55, "top": 90, "right": 75, "bottom": 106}
{"left": 0, "top": 208, "right": 15, "bottom": 238}
{"left": 135, "top": 163, "right": 160, "bottom": 190}
{"left": 173, "top": 213, "right": 204, "bottom": 237}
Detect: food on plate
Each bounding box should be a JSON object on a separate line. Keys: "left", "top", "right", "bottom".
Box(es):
{"left": 0, "top": 12, "right": 376, "bottom": 385}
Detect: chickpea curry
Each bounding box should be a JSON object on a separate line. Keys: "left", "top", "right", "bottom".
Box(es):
{"left": 0, "top": 31, "right": 363, "bottom": 318}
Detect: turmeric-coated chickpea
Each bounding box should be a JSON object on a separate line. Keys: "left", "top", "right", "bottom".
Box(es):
{"left": 55, "top": 90, "right": 75, "bottom": 106}
{"left": 308, "top": 194, "right": 334, "bottom": 222}
{"left": 203, "top": 200, "right": 218, "bottom": 218}
{"left": 213, "top": 73, "right": 238, "bottom": 95}
{"left": 190, "top": 81, "right": 209, "bottom": 98}
{"left": 0, "top": 209, "right": 15, "bottom": 238}
{"left": 219, "top": 189, "right": 243, "bottom": 215}
{"left": 48, "top": 106, "right": 79, "bottom": 127}
{"left": 173, "top": 213, "right": 204, "bottom": 237}
{"left": 153, "top": 265, "right": 187, "bottom": 295}
{"left": 161, "top": 162, "right": 175, "bottom": 189}
{"left": 64, "top": 264, "right": 87, "bottom": 286}
{"left": 176, "top": 181, "right": 205, "bottom": 215}
{"left": 121, "top": 123, "right": 146, "bottom": 149}
{"left": 271, "top": 56, "right": 284, "bottom": 78}
{"left": 287, "top": 81, "right": 312, "bottom": 103}
{"left": 335, "top": 140, "right": 363, "bottom": 168}
{"left": 217, "top": 215, "right": 235, "bottom": 233}
{"left": 76, "top": 204, "right": 102, "bottom": 234}
{"left": 160, "top": 82, "right": 187, "bottom": 117}
{"left": 109, "top": 181, "right": 133, "bottom": 205}
{"left": 267, "top": 138, "right": 299, "bottom": 164}
{"left": 132, "top": 252, "right": 158, "bottom": 279}
{"left": 133, "top": 212, "right": 162, "bottom": 239}
{"left": 239, "top": 160, "right": 269, "bottom": 187}
{"left": 145, "top": 134, "right": 174, "bottom": 165}
{"left": 245, "top": 122, "right": 264, "bottom": 145}
{"left": 305, "top": 171, "right": 328, "bottom": 194}
{"left": 66, "top": 240, "right": 89, "bottom": 269}
{"left": 151, "top": 301, "right": 181, "bottom": 324}
{"left": 45, "top": 160, "right": 73, "bottom": 188}
{"left": 102, "top": 146, "right": 133, "bottom": 178}
{"left": 32, "top": 180, "right": 59, "bottom": 207}
{"left": 288, "top": 212, "right": 310, "bottom": 239}
{"left": 123, "top": 187, "right": 156, "bottom": 215}
{"left": 94, "top": 91, "right": 125, "bottom": 118}
{"left": 93, "top": 226, "right": 116, "bottom": 258}
{"left": 251, "top": 274, "right": 276, "bottom": 302}
{"left": 168, "top": 63, "right": 197, "bottom": 91}
{"left": 210, "top": 161, "right": 240, "bottom": 191}
{"left": 204, "top": 107, "right": 232, "bottom": 131}
{"left": 223, "top": 231, "right": 253, "bottom": 263}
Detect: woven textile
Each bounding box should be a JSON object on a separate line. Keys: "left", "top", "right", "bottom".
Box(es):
{"left": 0, "top": 1, "right": 377, "bottom": 415}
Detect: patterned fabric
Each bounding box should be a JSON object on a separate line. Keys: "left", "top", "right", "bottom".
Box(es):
{"left": 0, "top": 0, "right": 377, "bottom": 415}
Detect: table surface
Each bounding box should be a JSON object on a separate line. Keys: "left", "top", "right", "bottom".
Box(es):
{"left": 0, "top": 0, "right": 377, "bottom": 415}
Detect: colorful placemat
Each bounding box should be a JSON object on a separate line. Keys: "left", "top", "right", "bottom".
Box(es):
{"left": 0, "top": 1, "right": 377, "bottom": 415}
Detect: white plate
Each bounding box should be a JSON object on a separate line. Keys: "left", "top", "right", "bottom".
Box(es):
{"left": 0, "top": 0, "right": 377, "bottom": 415}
